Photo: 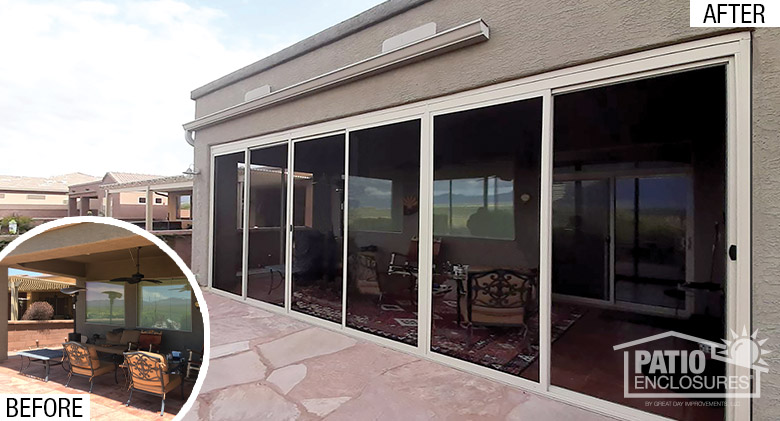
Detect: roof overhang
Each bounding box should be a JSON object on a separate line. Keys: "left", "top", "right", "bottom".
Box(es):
{"left": 183, "top": 18, "right": 489, "bottom": 133}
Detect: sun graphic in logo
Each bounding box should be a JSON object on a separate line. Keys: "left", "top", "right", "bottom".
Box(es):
{"left": 722, "top": 327, "right": 771, "bottom": 369}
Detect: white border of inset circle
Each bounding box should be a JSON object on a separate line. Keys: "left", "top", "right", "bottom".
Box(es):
{"left": 0, "top": 216, "right": 210, "bottom": 421}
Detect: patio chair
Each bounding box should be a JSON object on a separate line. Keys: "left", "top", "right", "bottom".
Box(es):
{"left": 62, "top": 341, "right": 117, "bottom": 393}
{"left": 124, "top": 351, "right": 183, "bottom": 416}
{"left": 457, "top": 269, "right": 536, "bottom": 342}
{"left": 387, "top": 237, "right": 442, "bottom": 298}
{"left": 184, "top": 349, "right": 203, "bottom": 381}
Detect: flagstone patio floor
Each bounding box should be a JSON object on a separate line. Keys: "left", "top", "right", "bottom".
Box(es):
{"left": 185, "top": 290, "right": 613, "bottom": 420}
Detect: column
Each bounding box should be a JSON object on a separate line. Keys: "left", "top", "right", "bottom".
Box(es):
{"left": 145, "top": 188, "right": 153, "bottom": 231}
{"left": 167, "top": 192, "right": 178, "bottom": 222}
{"left": 9, "top": 281, "right": 18, "bottom": 321}
{"left": 0, "top": 267, "right": 8, "bottom": 361}
{"left": 68, "top": 197, "right": 78, "bottom": 217}
{"left": 79, "top": 197, "right": 90, "bottom": 216}
{"left": 105, "top": 192, "right": 112, "bottom": 218}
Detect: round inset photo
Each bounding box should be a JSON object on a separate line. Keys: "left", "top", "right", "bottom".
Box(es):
{"left": 0, "top": 217, "right": 209, "bottom": 420}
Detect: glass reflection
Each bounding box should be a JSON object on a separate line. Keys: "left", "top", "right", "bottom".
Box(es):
{"left": 550, "top": 66, "right": 727, "bottom": 420}
{"left": 430, "top": 98, "right": 542, "bottom": 382}
{"left": 346, "top": 120, "right": 420, "bottom": 345}
{"left": 247, "top": 144, "right": 288, "bottom": 306}
{"left": 290, "top": 134, "right": 345, "bottom": 322}
{"left": 212, "top": 151, "right": 245, "bottom": 295}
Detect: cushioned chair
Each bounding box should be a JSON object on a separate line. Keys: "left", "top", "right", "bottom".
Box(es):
{"left": 457, "top": 269, "right": 536, "bottom": 342}
{"left": 62, "top": 341, "right": 117, "bottom": 393}
{"left": 124, "top": 351, "right": 183, "bottom": 416}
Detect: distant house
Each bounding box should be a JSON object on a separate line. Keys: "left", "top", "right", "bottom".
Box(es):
{"left": 8, "top": 274, "right": 76, "bottom": 320}
{"left": 68, "top": 172, "right": 195, "bottom": 267}
{"left": 0, "top": 173, "right": 98, "bottom": 224}
{"left": 67, "top": 172, "right": 169, "bottom": 222}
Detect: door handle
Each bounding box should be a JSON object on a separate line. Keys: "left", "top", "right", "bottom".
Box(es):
{"left": 729, "top": 245, "right": 737, "bottom": 261}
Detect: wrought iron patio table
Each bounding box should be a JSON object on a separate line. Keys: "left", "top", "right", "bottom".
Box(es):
{"left": 17, "top": 348, "right": 66, "bottom": 382}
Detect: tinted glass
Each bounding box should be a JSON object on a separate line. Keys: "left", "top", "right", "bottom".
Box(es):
{"left": 346, "top": 120, "right": 421, "bottom": 345}
{"left": 431, "top": 98, "right": 542, "bottom": 382}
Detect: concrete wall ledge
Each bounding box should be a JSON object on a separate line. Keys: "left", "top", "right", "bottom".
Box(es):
{"left": 9, "top": 320, "right": 74, "bottom": 329}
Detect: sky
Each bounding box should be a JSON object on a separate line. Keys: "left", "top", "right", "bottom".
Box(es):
{"left": 0, "top": 0, "right": 384, "bottom": 178}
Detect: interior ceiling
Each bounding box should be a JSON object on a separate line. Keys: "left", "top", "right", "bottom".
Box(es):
{"left": 60, "top": 245, "right": 167, "bottom": 264}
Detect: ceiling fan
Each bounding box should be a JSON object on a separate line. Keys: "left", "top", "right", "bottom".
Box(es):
{"left": 109, "top": 247, "right": 162, "bottom": 284}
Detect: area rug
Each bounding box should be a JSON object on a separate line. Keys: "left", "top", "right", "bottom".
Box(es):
{"left": 292, "top": 286, "right": 586, "bottom": 376}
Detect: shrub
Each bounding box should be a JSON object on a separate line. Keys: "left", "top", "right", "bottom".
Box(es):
{"left": 22, "top": 301, "right": 55, "bottom": 321}
{"left": 1, "top": 214, "right": 35, "bottom": 234}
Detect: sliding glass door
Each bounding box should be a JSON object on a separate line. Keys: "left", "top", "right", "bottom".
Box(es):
{"left": 550, "top": 66, "right": 728, "bottom": 420}
{"left": 212, "top": 151, "right": 245, "bottom": 295}
{"left": 346, "top": 120, "right": 421, "bottom": 345}
{"left": 430, "top": 97, "right": 542, "bottom": 382}
{"left": 290, "top": 134, "right": 345, "bottom": 322}
{"left": 246, "top": 144, "right": 288, "bottom": 306}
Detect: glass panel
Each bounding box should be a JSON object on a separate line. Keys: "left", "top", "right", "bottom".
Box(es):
{"left": 347, "top": 120, "right": 420, "bottom": 345}
{"left": 212, "top": 151, "right": 245, "bottom": 295}
{"left": 291, "top": 134, "right": 345, "bottom": 322}
{"left": 434, "top": 177, "right": 514, "bottom": 239}
{"left": 138, "top": 279, "right": 192, "bottom": 331}
{"left": 86, "top": 281, "right": 125, "bottom": 326}
{"left": 551, "top": 66, "right": 727, "bottom": 420}
{"left": 615, "top": 176, "right": 689, "bottom": 307}
{"left": 552, "top": 180, "right": 610, "bottom": 300}
{"left": 247, "top": 144, "right": 288, "bottom": 306}
{"left": 431, "top": 98, "right": 542, "bottom": 382}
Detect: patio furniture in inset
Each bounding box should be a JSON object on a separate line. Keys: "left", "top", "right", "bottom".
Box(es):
{"left": 62, "top": 341, "right": 118, "bottom": 393}
{"left": 93, "top": 329, "right": 142, "bottom": 355}
{"left": 184, "top": 349, "right": 202, "bottom": 381}
{"left": 17, "top": 348, "right": 65, "bottom": 382}
{"left": 124, "top": 351, "right": 184, "bottom": 416}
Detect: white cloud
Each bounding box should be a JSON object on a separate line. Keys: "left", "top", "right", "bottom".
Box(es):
{"left": 0, "top": 0, "right": 285, "bottom": 177}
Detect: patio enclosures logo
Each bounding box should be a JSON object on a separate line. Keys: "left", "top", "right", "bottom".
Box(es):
{"left": 613, "top": 328, "right": 770, "bottom": 398}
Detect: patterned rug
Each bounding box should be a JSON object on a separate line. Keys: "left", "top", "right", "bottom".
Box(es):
{"left": 292, "top": 286, "right": 585, "bottom": 376}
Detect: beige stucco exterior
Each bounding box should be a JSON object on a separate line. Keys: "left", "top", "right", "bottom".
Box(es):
{"left": 187, "top": 0, "right": 780, "bottom": 417}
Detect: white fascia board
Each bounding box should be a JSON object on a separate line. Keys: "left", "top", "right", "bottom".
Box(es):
{"left": 183, "top": 19, "right": 489, "bottom": 132}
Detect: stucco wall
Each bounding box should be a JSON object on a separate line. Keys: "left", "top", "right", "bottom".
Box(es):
{"left": 189, "top": 0, "right": 780, "bottom": 416}
{"left": 190, "top": 0, "right": 733, "bottom": 288}
{"left": 750, "top": 28, "right": 780, "bottom": 420}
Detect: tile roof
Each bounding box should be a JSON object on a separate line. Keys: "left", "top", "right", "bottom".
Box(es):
{"left": 102, "top": 174, "right": 193, "bottom": 190}
{"left": 0, "top": 173, "right": 99, "bottom": 192}
{"left": 105, "top": 172, "right": 164, "bottom": 184}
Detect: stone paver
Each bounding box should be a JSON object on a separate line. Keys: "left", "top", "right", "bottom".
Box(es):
{"left": 301, "top": 397, "right": 351, "bottom": 417}
{"left": 191, "top": 290, "right": 612, "bottom": 420}
{"left": 207, "top": 383, "right": 301, "bottom": 421}
{"left": 211, "top": 340, "right": 250, "bottom": 358}
{"left": 200, "top": 350, "right": 267, "bottom": 393}
{"left": 257, "top": 327, "right": 357, "bottom": 368}
{"left": 267, "top": 364, "right": 307, "bottom": 395}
